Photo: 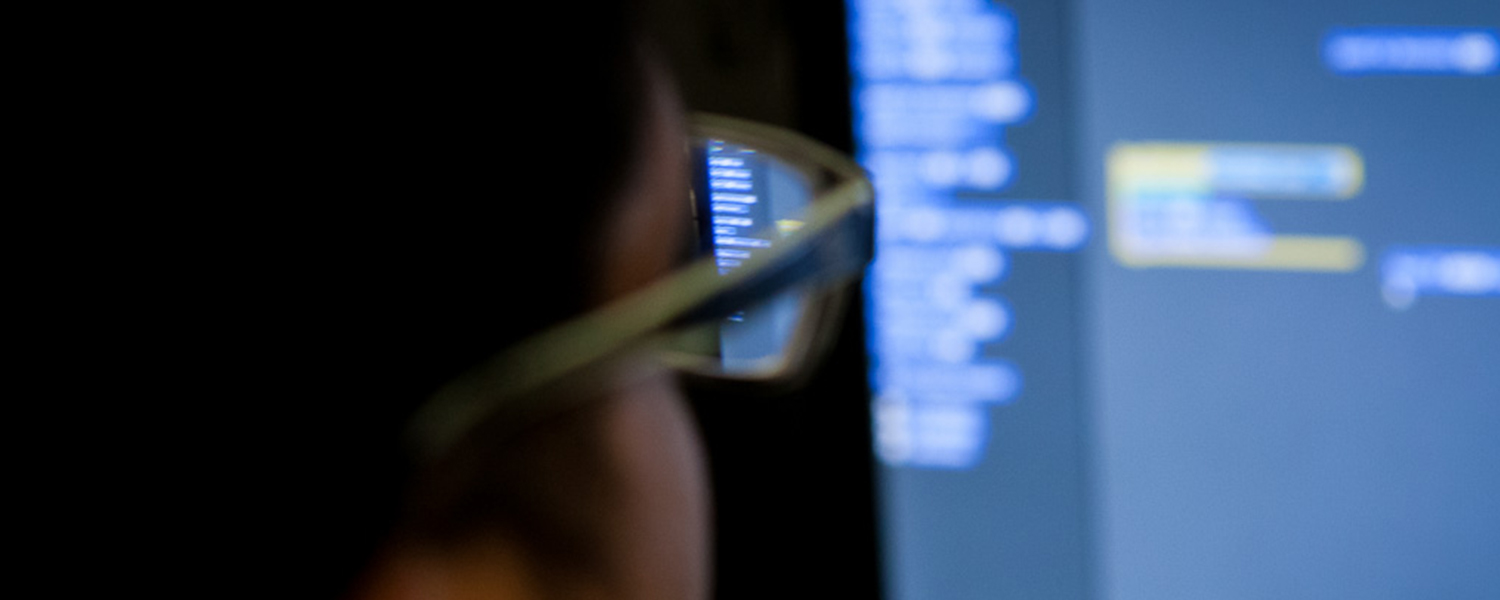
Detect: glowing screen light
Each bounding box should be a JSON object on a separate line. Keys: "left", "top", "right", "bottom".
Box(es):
{"left": 850, "top": 0, "right": 1088, "bottom": 470}
{"left": 1324, "top": 27, "right": 1500, "bottom": 76}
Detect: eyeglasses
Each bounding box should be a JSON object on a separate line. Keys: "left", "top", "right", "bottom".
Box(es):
{"left": 406, "top": 114, "right": 875, "bottom": 459}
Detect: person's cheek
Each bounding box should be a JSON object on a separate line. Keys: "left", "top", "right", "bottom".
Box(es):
{"left": 605, "top": 372, "right": 712, "bottom": 600}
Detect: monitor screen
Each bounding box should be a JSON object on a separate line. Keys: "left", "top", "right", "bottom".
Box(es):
{"left": 847, "top": 1, "right": 1499, "bottom": 599}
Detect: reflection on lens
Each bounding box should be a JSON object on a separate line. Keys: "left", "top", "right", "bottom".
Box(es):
{"left": 698, "top": 140, "right": 813, "bottom": 271}
{"left": 691, "top": 135, "right": 818, "bottom": 376}
{"left": 719, "top": 288, "right": 809, "bottom": 375}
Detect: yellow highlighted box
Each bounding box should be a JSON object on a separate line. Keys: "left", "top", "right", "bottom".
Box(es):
{"left": 1107, "top": 142, "right": 1367, "bottom": 272}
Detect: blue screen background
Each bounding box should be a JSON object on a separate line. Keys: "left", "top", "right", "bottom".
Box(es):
{"left": 849, "top": 1, "right": 1500, "bottom": 599}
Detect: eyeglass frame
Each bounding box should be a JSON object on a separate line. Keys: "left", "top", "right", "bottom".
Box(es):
{"left": 405, "top": 113, "right": 876, "bottom": 461}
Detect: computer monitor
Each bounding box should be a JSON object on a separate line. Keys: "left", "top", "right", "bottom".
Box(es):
{"left": 848, "top": 1, "right": 1499, "bottom": 598}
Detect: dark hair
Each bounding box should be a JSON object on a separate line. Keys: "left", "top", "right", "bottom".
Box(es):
{"left": 176, "top": 4, "right": 662, "bottom": 595}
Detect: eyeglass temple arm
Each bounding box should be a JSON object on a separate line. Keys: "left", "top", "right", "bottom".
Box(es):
{"left": 673, "top": 185, "right": 875, "bottom": 327}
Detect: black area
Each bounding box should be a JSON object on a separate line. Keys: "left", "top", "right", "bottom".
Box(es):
{"left": 785, "top": 3, "right": 857, "bottom": 155}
